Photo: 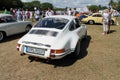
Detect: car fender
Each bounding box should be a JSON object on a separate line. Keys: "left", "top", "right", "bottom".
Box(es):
{"left": 51, "top": 34, "right": 71, "bottom": 51}
{"left": 70, "top": 34, "right": 80, "bottom": 50}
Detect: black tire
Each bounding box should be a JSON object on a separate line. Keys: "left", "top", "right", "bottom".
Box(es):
{"left": 110, "top": 20, "right": 114, "bottom": 25}
{"left": 83, "top": 30, "right": 87, "bottom": 39}
{"left": 73, "top": 40, "right": 81, "bottom": 57}
{"left": 25, "top": 25, "right": 32, "bottom": 32}
{"left": 0, "top": 31, "right": 5, "bottom": 42}
{"left": 88, "top": 20, "right": 94, "bottom": 24}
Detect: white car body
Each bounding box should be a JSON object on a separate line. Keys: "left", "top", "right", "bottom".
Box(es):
{"left": 0, "top": 14, "right": 32, "bottom": 41}
{"left": 17, "top": 15, "right": 87, "bottom": 59}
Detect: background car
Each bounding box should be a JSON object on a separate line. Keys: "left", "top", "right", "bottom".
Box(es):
{"left": 0, "top": 14, "right": 32, "bottom": 42}
{"left": 81, "top": 13, "right": 116, "bottom": 25}
{"left": 17, "top": 15, "right": 87, "bottom": 60}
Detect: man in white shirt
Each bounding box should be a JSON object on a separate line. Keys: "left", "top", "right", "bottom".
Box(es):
{"left": 35, "top": 9, "right": 40, "bottom": 21}
{"left": 68, "top": 8, "right": 72, "bottom": 16}
{"left": 102, "top": 9, "right": 109, "bottom": 35}
{"left": 45, "top": 8, "right": 54, "bottom": 17}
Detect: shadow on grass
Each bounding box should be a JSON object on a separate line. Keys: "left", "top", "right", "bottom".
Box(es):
{"left": 108, "top": 30, "right": 116, "bottom": 34}
{"left": 28, "top": 35, "right": 91, "bottom": 67}
{"left": 1, "top": 32, "right": 26, "bottom": 43}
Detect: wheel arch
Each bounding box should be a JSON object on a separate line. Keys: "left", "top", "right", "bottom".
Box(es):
{"left": 25, "top": 24, "right": 32, "bottom": 32}
{"left": 26, "top": 24, "right": 32, "bottom": 28}
{"left": 0, "top": 31, "right": 7, "bottom": 36}
{"left": 110, "top": 20, "right": 114, "bottom": 25}
{"left": 70, "top": 35, "right": 80, "bottom": 51}
{"left": 88, "top": 20, "right": 95, "bottom": 24}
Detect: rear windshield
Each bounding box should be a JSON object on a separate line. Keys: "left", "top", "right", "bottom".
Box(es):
{"left": 29, "top": 30, "right": 58, "bottom": 37}
{"left": 34, "top": 18, "right": 69, "bottom": 29}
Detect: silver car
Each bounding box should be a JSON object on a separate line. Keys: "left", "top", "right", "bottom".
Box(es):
{"left": 0, "top": 14, "right": 32, "bottom": 42}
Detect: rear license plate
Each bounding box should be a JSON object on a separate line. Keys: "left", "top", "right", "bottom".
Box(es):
{"left": 26, "top": 46, "right": 45, "bottom": 55}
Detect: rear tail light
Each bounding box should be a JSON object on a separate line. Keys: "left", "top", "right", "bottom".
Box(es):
{"left": 50, "top": 49, "right": 65, "bottom": 58}
{"left": 17, "top": 44, "right": 21, "bottom": 51}
{"left": 55, "top": 49, "right": 65, "bottom": 53}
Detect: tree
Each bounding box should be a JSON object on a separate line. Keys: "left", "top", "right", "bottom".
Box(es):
{"left": 32, "top": 1, "right": 41, "bottom": 9}
{"left": 116, "top": 0, "right": 120, "bottom": 11}
{"left": 0, "top": 0, "right": 23, "bottom": 10}
{"left": 41, "top": 2, "right": 54, "bottom": 10}
{"left": 88, "top": 5, "right": 99, "bottom": 12}
{"left": 108, "top": 0, "right": 117, "bottom": 9}
{"left": 23, "top": 1, "right": 41, "bottom": 10}
{"left": 23, "top": 2, "right": 33, "bottom": 10}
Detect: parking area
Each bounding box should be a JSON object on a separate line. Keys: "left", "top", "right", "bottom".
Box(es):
{"left": 0, "top": 24, "right": 120, "bottom": 80}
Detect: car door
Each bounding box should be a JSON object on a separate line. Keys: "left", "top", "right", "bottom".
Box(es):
{"left": 92, "top": 14, "right": 98, "bottom": 23}
{"left": 96, "top": 14, "right": 103, "bottom": 23}
{"left": 5, "top": 16, "right": 23, "bottom": 35}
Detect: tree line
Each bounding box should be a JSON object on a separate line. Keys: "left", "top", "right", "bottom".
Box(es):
{"left": 0, "top": 0, "right": 54, "bottom": 11}
{"left": 0, "top": 0, "right": 120, "bottom": 11}
{"left": 88, "top": 0, "right": 120, "bottom": 12}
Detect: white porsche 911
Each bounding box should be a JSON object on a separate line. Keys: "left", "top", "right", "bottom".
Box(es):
{"left": 17, "top": 15, "right": 87, "bottom": 59}
{"left": 0, "top": 14, "right": 32, "bottom": 42}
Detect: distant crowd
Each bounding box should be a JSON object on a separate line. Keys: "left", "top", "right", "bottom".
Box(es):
{"left": 2, "top": 7, "right": 119, "bottom": 23}
{"left": 2, "top": 8, "right": 56, "bottom": 21}
{"left": 2, "top": 7, "right": 93, "bottom": 22}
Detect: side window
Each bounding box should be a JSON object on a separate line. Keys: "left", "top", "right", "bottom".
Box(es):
{"left": 97, "top": 14, "right": 102, "bottom": 17}
{"left": 92, "top": 14, "right": 97, "bottom": 17}
{"left": 6, "top": 16, "right": 16, "bottom": 22}
{"left": 75, "top": 18, "right": 80, "bottom": 28}
{"left": 69, "top": 21, "right": 76, "bottom": 31}
{"left": 0, "top": 17, "right": 6, "bottom": 23}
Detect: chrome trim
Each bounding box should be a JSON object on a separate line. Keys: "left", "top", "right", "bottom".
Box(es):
{"left": 22, "top": 41, "right": 51, "bottom": 47}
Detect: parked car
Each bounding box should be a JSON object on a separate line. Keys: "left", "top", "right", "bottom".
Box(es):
{"left": 81, "top": 13, "right": 116, "bottom": 25}
{"left": 17, "top": 15, "right": 87, "bottom": 59}
{"left": 0, "top": 14, "right": 32, "bottom": 42}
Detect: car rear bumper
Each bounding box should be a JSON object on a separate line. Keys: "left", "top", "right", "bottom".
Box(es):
{"left": 19, "top": 47, "right": 74, "bottom": 59}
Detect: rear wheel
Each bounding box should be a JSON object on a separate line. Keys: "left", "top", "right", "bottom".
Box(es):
{"left": 110, "top": 20, "right": 114, "bottom": 25}
{"left": 88, "top": 20, "right": 94, "bottom": 24}
{"left": 25, "top": 25, "right": 32, "bottom": 32}
{"left": 84, "top": 30, "right": 87, "bottom": 39}
{"left": 0, "top": 31, "right": 5, "bottom": 42}
{"left": 73, "top": 40, "right": 81, "bottom": 57}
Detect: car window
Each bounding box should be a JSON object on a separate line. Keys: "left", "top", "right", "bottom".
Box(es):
{"left": 92, "top": 14, "right": 97, "bottom": 17}
{"left": 5, "top": 16, "right": 16, "bottom": 23}
{"left": 0, "top": 17, "right": 6, "bottom": 23}
{"left": 34, "top": 18, "right": 69, "bottom": 30}
{"left": 75, "top": 18, "right": 80, "bottom": 28}
{"left": 29, "top": 30, "right": 58, "bottom": 37}
{"left": 97, "top": 14, "right": 102, "bottom": 17}
{"left": 69, "top": 20, "right": 76, "bottom": 31}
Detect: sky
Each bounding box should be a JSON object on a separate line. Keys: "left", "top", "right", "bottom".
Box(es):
{"left": 21, "top": 0, "right": 117, "bottom": 8}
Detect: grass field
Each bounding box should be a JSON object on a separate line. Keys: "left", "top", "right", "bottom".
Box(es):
{"left": 0, "top": 19, "right": 120, "bottom": 80}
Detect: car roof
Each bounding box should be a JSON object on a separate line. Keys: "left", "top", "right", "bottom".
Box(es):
{"left": 45, "top": 15, "right": 76, "bottom": 20}
{"left": 0, "top": 14, "right": 12, "bottom": 17}
{"left": 92, "top": 13, "right": 102, "bottom": 15}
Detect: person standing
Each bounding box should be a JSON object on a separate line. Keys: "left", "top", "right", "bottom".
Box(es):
{"left": 16, "top": 9, "right": 22, "bottom": 21}
{"left": 102, "top": 9, "right": 109, "bottom": 35}
{"left": 35, "top": 8, "right": 40, "bottom": 21}
{"left": 108, "top": 8, "right": 113, "bottom": 33}
{"left": 10, "top": 8, "right": 14, "bottom": 15}
{"left": 68, "top": 8, "right": 72, "bottom": 16}
{"left": 72, "top": 8, "right": 78, "bottom": 16}
{"left": 25, "top": 9, "right": 28, "bottom": 20}
{"left": 3, "top": 9, "right": 10, "bottom": 14}
{"left": 22, "top": 10, "right": 25, "bottom": 21}
{"left": 45, "top": 8, "right": 54, "bottom": 17}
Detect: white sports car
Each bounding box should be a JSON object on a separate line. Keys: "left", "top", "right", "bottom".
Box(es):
{"left": 0, "top": 14, "right": 32, "bottom": 42}
{"left": 17, "top": 15, "right": 87, "bottom": 59}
